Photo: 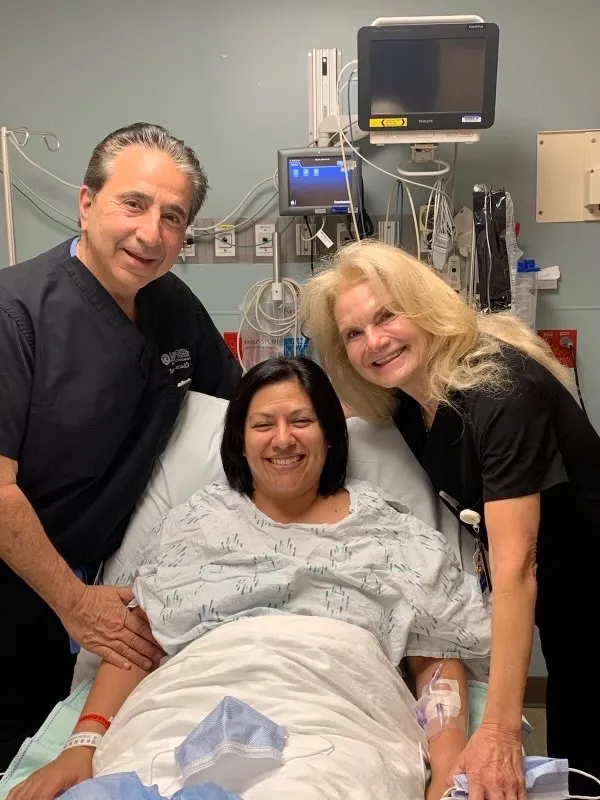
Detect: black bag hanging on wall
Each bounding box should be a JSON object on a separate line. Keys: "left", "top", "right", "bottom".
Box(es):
{"left": 473, "top": 185, "right": 512, "bottom": 312}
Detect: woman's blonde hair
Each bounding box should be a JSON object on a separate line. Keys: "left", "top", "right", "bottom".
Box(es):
{"left": 301, "top": 240, "right": 572, "bottom": 419}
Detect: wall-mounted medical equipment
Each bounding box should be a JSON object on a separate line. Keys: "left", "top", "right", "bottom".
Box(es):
{"left": 357, "top": 21, "right": 499, "bottom": 145}
{"left": 307, "top": 48, "right": 365, "bottom": 149}
{"left": 536, "top": 129, "right": 600, "bottom": 223}
{"left": 277, "top": 147, "right": 362, "bottom": 217}
{"left": 308, "top": 48, "right": 341, "bottom": 148}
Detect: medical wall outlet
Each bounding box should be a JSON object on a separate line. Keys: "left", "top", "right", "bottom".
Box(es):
{"left": 378, "top": 220, "right": 399, "bottom": 245}
{"left": 214, "top": 225, "right": 236, "bottom": 258}
{"left": 180, "top": 226, "right": 195, "bottom": 260}
{"left": 295, "top": 221, "right": 313, "bottom": 257}
{"left": 337, "top": 223, "right": 354, "bottom": 250}
{"left": 254, "top": 223, "right": 275, "bottom": 258}
{"left": 537, "top": 329, "right": 577, "bottom": 368}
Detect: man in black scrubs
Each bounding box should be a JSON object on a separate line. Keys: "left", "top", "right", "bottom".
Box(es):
{"left": 0, "top": 122, "right": 241, "bottom": 767}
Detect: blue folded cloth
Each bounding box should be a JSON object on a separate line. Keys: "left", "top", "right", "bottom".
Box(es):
{"left": 61, "top": 771, "right": 241, "bottom": 799}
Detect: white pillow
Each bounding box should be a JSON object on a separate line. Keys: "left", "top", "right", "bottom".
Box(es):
{"left": 103, "top": 391, "right": 473, "bottom": 587}
{"left": 102, "top": 392, "right": 228, "bottom": 585}
{"left": 346, "top": 417, "right": 472, "bottom": 567}
{"left": 346, "top": 417, "right": 439, "bottom": 530}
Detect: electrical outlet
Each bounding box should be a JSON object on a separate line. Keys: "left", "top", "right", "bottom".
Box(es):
{"left": 378, "top": 220, "right": 399, "bottom": 245}
{"left": 254, "top": 223, "right": 275, "bottom": 258}
{"left": 447, "top": 254, "right": 461, "bottom": 291}
{"left": 337, "top": 223, "right": 354, "bottom": 250}
{"left": 214, "top": 225, "right": 236, "bottom": 258}
{"left": 295, "top": 222, "right": 313, "bottom": 257}
{"left": 180, "top": 226, "right": 195, "bottom": 260}
{"left": 537, "top": 329, "right": 577, "bottom": 368}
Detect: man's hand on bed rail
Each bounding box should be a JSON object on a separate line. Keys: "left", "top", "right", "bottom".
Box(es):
{"left": 59, "top": 584, "right": 163, "bottom": 671}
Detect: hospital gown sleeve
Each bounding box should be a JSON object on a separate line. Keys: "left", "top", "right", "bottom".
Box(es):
{"left": 468, "top": 372, "right": 567, "bottom": 502}
{"left": 0, "top": 306, "right": 34, "bottom": 462}
{"left": 395, "top": 512, "right": 491, "bottom": 665}
{"left": 190, "top": 294, "right": 242, "bottom": 400}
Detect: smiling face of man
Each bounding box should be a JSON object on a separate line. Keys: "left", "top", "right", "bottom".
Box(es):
{"left": 78, "top": 144, "right": 193, "bottom": 309}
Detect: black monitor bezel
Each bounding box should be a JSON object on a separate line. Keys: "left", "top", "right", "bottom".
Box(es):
{"left": 357, "top": 22, "right": 499, "bottom": 132}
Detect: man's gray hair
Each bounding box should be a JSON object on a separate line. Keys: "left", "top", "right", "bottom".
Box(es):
{"left": 83, "top": 122, "right": 208, "bottom": 223}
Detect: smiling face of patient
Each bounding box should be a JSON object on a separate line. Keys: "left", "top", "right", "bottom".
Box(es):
{"left": 244, "top": 380, "right": 344, "bottom": 522}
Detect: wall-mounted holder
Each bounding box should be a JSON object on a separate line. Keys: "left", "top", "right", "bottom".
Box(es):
{"left": 536, "top": 129, "right": 600, "bottom": 223}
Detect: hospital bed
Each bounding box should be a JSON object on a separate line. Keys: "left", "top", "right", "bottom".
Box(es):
{"left": 0, "top": 391, "right": 489, "bottom": 799}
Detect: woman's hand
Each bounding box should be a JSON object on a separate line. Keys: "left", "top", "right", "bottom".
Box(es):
{"left": 7, "top": 748, "right": 94, "bottom": 799}
{"left": 448, "top": 723, "right": 526, "bottom": 800}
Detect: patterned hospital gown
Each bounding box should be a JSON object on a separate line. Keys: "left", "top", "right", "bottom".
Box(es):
{"left": 131, "top": 480, "right": 491, "bottom": 665}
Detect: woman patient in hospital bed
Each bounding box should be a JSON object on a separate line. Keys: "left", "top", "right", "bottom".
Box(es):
{"left": 10, "top": 357, "right": 490, "bottom": 800}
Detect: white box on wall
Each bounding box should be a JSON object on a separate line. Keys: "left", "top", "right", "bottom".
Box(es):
{"left": 536, "top": 129, "right": 600, "bottom": 223}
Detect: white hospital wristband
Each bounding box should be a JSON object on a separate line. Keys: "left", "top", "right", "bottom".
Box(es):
{"left": 63, "top": 732, "right": 103, "bottom": 752}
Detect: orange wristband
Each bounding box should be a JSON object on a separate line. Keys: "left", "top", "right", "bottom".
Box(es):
{"left": 78, "top": 713, "right": 112, "bottom": 731}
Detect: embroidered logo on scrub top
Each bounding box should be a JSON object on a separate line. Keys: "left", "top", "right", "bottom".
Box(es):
{"left": 161, "top": 348, "right": 191, "bottom": 373}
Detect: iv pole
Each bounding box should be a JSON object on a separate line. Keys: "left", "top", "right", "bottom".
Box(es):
{"left": 0, "top": 127, "right": 17, "bottom": 266}
{"left": 0, "top": 126, "right": 60, "bottom": 266}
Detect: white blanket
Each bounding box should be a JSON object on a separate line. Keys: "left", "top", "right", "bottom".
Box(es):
{"left": 94, "top": 615, "right": 428, "bottom": 799}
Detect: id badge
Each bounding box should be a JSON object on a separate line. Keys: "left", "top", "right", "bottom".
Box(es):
{"left": 473, "top": 542, "right": 491, "bottom": 603}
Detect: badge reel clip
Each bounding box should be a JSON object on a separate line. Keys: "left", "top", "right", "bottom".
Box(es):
{"left": 439, "top": 491, "right": 491, "bottom": 603}
{"left": 458, "top": 508, "right": 491, "bottom": 603}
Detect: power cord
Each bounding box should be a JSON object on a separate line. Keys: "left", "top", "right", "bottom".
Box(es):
{"left": 560, "top": 335, "right": 588, "bottom": 419}
{"left": 236, "top": 277, "right": 302, "bottom": 373}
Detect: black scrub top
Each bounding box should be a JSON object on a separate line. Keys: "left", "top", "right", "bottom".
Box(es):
{"left": 0, "top": 240, "right": 241, "bottom": 568}
{"left": 393, "top": 346, "right": 600, "bottom": 617}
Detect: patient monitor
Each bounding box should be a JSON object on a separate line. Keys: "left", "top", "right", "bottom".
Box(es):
{"left": 277, "top": 146, "right": 362, "bottom": 217}
{"left": 357, "top": 17, "right": 499, "bottom": 146}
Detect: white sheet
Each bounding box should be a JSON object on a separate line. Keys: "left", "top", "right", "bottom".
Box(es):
{"left": 93, "top": 615, "right": 427, "bottom": 799}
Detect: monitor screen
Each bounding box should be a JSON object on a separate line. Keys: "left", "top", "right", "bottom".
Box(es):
{"left": 287, "top": 155, "right": 354, "bottom": 210}
{"left": 370, "top": 36, "right": 486, "bottom": 116}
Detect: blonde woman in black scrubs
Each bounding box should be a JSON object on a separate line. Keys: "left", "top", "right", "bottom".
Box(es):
{"left": 303, "top": 240, "right": 600, "bottom": 799}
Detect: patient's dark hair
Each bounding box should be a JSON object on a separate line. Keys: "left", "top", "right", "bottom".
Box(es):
{"left": 221, "top": 357, "right": 348, "bottom": 497}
